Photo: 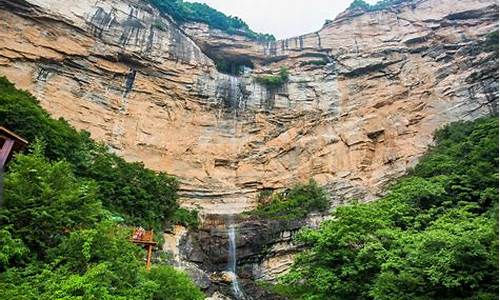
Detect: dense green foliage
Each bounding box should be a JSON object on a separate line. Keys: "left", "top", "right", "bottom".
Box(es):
{"left": 349, "top": 0, "right": 411, "bottom": 11}
{"left": 249, "top": 180, "right": 329, "bottom": 220}
{"left": 150, "top": 0, "right": 275, "bottom": 41}
{"left": 0, "top": 76, "right": 194, "bottom": 230}
{"left": 170, "top": 207, "right": 200, "bottom": 229}
{"left": 2, "top": 143, "right": 103, "bottom": 259}
{"left": 278, "top": 117, "right": 499, "bottom": 299}
{"left": 255, "top": 67, "right": 290, "bottom": 89}
{"left": 0, "top": 148, "right": 204, "bottom": 299}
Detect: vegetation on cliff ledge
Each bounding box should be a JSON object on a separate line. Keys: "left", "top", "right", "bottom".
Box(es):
{"left": 150, "top": 0, "right": 275, "bottom": 41}
{"left": 0, "top": 77, "right": 203, "bottom": 299}
{"left": 255, "top": 66, "right": 290, "bottom": 89}
{"left": 249, "top": 179, "right": 329, "bottom": 221}
{"left": 276, "top": 117, "right": 499, "bottom": 299}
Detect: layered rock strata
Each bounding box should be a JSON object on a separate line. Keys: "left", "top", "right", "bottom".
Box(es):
{"left": 1, "top": 0, "right": 497, "bottom": 214}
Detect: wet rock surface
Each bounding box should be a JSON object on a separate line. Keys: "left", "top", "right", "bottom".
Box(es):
{"left": 177, "top": 214, "right": 323, "bottom": 299}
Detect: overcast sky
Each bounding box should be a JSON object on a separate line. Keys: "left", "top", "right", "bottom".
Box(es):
{"left": 186, "top": 0, "right": 380, "bottom": 39}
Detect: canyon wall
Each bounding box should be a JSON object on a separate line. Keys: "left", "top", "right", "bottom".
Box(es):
{"left": 0, "top": 0, "right": 498, "bottom": 297}
{"left": 0, "top": 0, "right": 498, "bottom": 214}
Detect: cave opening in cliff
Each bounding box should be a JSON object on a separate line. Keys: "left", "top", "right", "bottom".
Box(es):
{"left": 203, "top": 46, "right": 255, "bottom": 76}
{"left": 214, "top": 56, "right": 254, "bottom": 76}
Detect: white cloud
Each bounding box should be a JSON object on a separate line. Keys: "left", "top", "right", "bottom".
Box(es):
{"left": 186, "top": 0, "right": 380, "bottom": 39}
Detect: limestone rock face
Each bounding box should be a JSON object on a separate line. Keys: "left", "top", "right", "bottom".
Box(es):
{"left": 0, "top": 0, "right": 498, "bottom": 216}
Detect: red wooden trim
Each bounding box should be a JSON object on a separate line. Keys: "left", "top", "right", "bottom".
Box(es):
{"left": 0, "top": 127, "right": 28, "bottom": 146}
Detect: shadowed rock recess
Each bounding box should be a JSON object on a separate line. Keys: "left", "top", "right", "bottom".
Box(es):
{"left": 0, "top": 0, "right": 498, "bottom": 298}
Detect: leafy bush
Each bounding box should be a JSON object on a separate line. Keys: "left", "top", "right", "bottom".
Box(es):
{"left": 0, "top": 228, "right": 28, "bottom": 269}
{"left": 170, "top": 208, "right": 200, "bottom": 229}
{"left": 0, "top": 222, "right": 204, "bottom": 300}
{"left": 278, "top": 117, "right": 499, "bottom": 300}
{"left": 146, "top": 265, "right": 205, "bottom": 300}
{"left": 255, "top": 66, "right": 290, "bottom": 89}
{"left": 150, "top": 0, "right": 275, "bottom": 41}
{"left": 300, "top": 59, "right": 329, "bottom": 67}
{"left": 249, "top": 179, "right": 329, "bottom": 220}
{"left": 0, "top": 76, "right": 179, "bottom": 230}
{"left": 152, "top": 19, "right": 167, "bottom": 31}
{"left": 1, "top": 143, "right": 104, "bottom": 259}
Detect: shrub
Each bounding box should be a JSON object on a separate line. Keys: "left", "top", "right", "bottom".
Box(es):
{"left": 146, "top": 265, "right": 205, "bottom": 300}
{"left": 300, "top": 59, "right": 329, "bottom": 67}
{"left": 349, "top": 0, "right": 411, "bottom": 12}
{"left": 152, "top": 19, "right": 167, "bottom": 31}
{"left": 1, "top": 142, "right": 104, "bottom": 258}
{"left": 483, "top": 30, "right": 499, "bottom": 55}
{"left": 255, "top": 66, "right": 290, "bottom": 89}
{"left": 170, "top": 208, "right": 200, "bottom": 229}
{"left": 0, "top": 222, "right": 205, "bottom": 299}
{"left": 249, "top": 179, "right": 329, "bottom": 220}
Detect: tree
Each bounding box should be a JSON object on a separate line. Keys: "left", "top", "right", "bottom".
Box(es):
{"left": 149, "top": 0, "right": 275, "bottom": 41}
{"left": 0, "top": 77, "right": 203, "bottom": 299}
{"left": 1, "top": 142, "right": 104, "bottom": 259}
{"left": 0, "top": 222, "right": 205, "bottom": 300}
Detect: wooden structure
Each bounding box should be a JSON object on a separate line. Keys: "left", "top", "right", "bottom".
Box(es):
{"left": 0, "top": 127, "right": 28, "bottom": 169}
{"left": 130, "top": 228, "right": 157, "bottom": 271}
{"left": 0, "top": 127, "right": 28, "bottom": 207}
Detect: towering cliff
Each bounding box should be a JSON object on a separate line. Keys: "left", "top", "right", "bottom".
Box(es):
{"left": 0, "top": 0, "right": 497, "bottom": 214}
{"left": 0, "top": 0, "right": 498, "bottom": 298}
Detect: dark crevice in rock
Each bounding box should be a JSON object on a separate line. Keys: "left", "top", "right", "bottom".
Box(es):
{"left": 124, "top": 68, "right": 136, "bottom": 95}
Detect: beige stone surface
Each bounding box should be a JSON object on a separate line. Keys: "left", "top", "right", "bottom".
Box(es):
{"left": 0, "top": 0, "right": 497, "bottom": 216}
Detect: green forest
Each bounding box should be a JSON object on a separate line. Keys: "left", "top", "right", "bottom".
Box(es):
{"left": 149, "top": 0, "right": 275, "bottom": 41}
{"left": 275, "top": 117, "right": 499, "bottom": 299}
{"left": 0, "top": 77, "right": 203, "bottom": 299}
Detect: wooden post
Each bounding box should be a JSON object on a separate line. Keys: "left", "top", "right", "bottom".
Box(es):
{"left": 131, "top": 228, "right": 157, "bottom": 272}
{"left": 0, "top": 138, "right": 15, "bottom": 169}
{"left": 0, "top": 128, "right": 28, "bottom": 207}
{"left": 146, "top": 244, "right": 153, "bottom": 271}
{"left": 0, "top": 138, "right": 14, "bottom": 207}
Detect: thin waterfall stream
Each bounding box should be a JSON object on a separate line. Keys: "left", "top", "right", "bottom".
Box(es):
{"left": 227, "top": 224, "right": 246, "bottom": 299}
{"left": 223, "top": 77, "right": 247, "bottom": 299}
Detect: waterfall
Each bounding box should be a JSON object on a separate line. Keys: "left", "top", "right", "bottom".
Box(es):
{"left": 227, "top": 225, "right": 245, "bottom": 299}
{"left": 215, "top": 74, "right": 246, "bottom": 112}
